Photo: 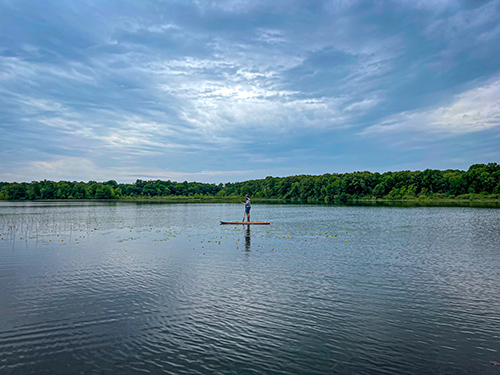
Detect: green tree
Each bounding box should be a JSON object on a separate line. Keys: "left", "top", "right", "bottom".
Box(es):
{"left": 95, "top": 184, "right": 114, "bottom": 199}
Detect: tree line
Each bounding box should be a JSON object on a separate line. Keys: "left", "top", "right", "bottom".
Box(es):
{"left": 0, "top": 179, "right": 222, "bottom": 200}
{"left": 1, "top": 163, "right": 499, "bottom": 201}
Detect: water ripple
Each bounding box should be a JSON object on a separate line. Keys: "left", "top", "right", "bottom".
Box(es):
{"left": 1, "top": 203, "right": 500, "bottom": 374}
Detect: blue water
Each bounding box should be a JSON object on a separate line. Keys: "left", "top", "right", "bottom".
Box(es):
{"left": 1, "top": 201, "right": 499, "bottom": 374}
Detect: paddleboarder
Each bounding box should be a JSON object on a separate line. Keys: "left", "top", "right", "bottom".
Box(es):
{"left": 243, "top": 194, "right": 251, "bottom": 222}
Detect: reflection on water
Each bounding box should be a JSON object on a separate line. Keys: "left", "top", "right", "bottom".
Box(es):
{"left": 244, "top": 226, "right": 251, "bottom": 253}
{"left": 1, "top": 201, "right": 500, "bottom": 375}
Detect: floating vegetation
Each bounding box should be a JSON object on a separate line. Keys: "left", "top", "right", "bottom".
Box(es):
{"left": 0, "top": 205, "right": 419, "bottom": 269}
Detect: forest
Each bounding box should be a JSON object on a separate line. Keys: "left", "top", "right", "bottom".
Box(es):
{"left": 1, "top": 163, "right": 499, "bottom": 202}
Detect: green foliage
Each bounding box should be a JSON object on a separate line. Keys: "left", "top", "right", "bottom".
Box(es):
{"left": 0, "top": 178, "right": 222, "bottom": 200}
{"left": 1, "top": 163, "right": 500, "bottom": 201}
{"left": 215, "top": 163, "right": 500, "bottom": 202}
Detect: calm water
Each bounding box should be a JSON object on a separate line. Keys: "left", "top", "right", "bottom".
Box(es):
{"left": 1, "top": 201, "right": 499, "bottom": 374}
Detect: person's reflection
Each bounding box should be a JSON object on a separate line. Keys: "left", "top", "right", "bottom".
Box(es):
{"left": 244, "top": 226, "right": 251, "bottom": 253}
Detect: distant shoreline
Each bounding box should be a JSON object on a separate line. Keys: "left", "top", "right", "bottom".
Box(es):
{"left": 2, "top": 163, "right": 499, "bottom": 203}
{"left": 2, "top": 197, "right": 499, "bottom": 208}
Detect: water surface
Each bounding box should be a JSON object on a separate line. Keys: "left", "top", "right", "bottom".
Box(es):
{"left": 1, "top": 202, "right": 499, "bottom": 374}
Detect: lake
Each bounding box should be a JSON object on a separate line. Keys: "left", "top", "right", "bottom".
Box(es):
{"left": 1, "top": 201, "right": 499, "bottom": 374}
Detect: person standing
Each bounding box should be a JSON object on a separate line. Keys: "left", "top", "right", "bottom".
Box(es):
{"left": 243, "top": 194, "right": 251, "bottom": 222}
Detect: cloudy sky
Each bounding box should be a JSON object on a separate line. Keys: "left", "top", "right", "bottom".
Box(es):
{"left": 1, "top": 0, "right": 500, "bottom": 183}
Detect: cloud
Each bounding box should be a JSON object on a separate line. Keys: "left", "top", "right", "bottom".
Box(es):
{"left": 150, "top": 56, "right": 345, "bottom": 132}
{"left": 344, "top": 97, "right": 381, "bottom": 112}
{"left": 421, "top": 1, "right": 500, "bottom": 74}
{"left": 0, "top": 156, "right": 255, "bottom": 183}
{"left": 397, "top": 0, "right": 459, "bottom": 12}
{"left": 254, "top": 28, "right": 287, "bottom": 44}
{"left": 2, "top": 0, "right": 500, "bottom": 179}
{"left": 361, "top": 76, "right": 500, "bottom": 136}
{"left": 425, "top": 1, "right": 499, "bottom": 41}
{"left": 6, "top": 90, "right": 192, "bottom": 156}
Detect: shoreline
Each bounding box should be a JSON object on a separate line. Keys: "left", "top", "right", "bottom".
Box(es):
{"left": 1, "top": 197, "right": 499, "bottom": 207}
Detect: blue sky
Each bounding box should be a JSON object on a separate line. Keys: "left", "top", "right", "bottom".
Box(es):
{"left": 1, "top": 0, "right": 500, "bottom": 183}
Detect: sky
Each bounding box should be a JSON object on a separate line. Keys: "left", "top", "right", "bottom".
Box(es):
{"left": 1, "top": 0, "right": 500, "bottom": 183}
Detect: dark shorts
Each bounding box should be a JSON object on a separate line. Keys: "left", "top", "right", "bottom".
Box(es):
{"left": 245, "top": 206, "right": 251, "bottom": 214}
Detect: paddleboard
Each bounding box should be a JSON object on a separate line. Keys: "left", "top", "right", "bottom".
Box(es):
{"left": 220, "top": 221, "right": 270, "bottom": 225}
